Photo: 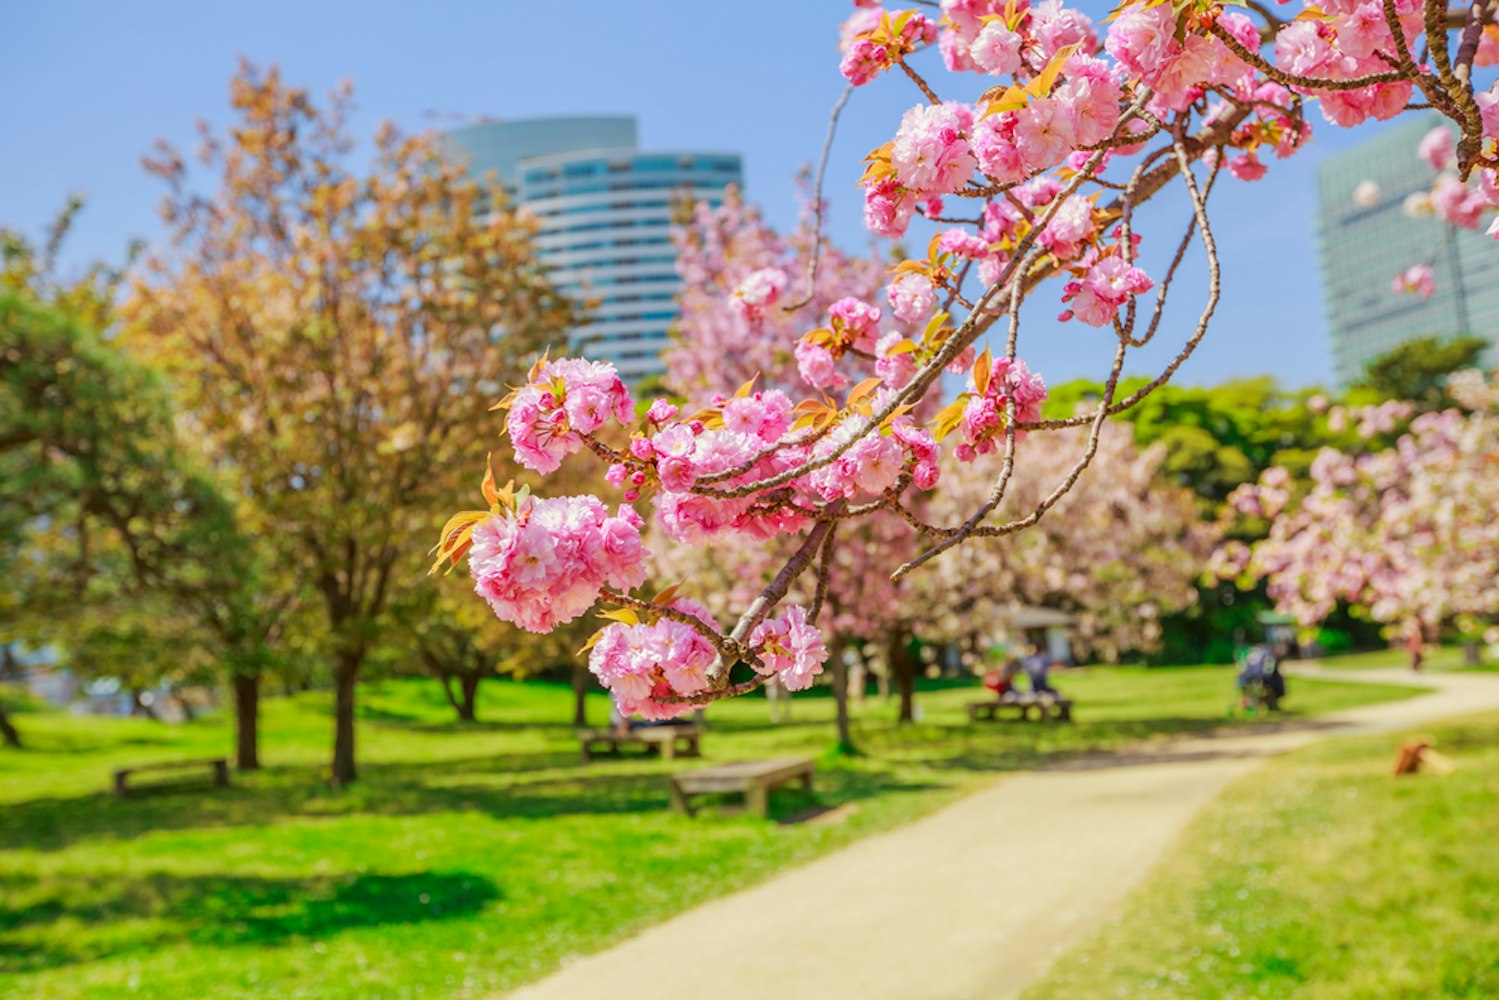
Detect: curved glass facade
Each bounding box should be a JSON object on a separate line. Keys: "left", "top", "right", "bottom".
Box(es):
{"left": 443, "top": 118, "right": 742, "bottom": 383}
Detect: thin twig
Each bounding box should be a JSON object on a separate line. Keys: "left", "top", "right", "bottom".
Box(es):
{"left": 782, "top": 84, "right": 855, "bottom": 314}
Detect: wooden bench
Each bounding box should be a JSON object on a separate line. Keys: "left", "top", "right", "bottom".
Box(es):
{"left": 668, "top": 757, "right": 814, "bottom": 818}
{"left": 579, "top": 724, "right": 701, "bottom": 763}
{"left": 968, "top": 694, "right": 1073, "bottom": 723}
{"left": 113, "top": 757, "right": 230, "bottom": 798}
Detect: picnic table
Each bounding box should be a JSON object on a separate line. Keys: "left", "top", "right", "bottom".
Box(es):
{"left": 668, "top": 757, "right": 814, "bottom": 818}
{"left": 578, "top": 724, "right": 701, "bottom": 763}
{"left": 968, "top": 693, "right": 1073, "bottom": 723}
{"left": 112, "top": 757, "right": 230, "bottom": 798}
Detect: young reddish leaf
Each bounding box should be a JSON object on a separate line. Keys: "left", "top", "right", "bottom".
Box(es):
{"left": 931, "top": 399, "right": 968, "bottom": 442}
{"left": 922, "top": 311, "right": 952, "bottom": 345}
{"left": 652, "top": 581, "right": 685, "bottom": 607}
{"left": 880, "top": 403, "right": 917, "bottom": 429}
{"left": 1027, "top": 42, "right": 1080, "bottom": 99}
{"left": 982, "top": 84, "right": 1029, "bottom": 117}
{"left": 846, "top": 377, "right": 885, "bottom": 410}
{"left": 428, "top": 510, "right": 489, "bottom": 575}
{"left": 974, "top": 346, "right": 993, "bottom": 396}
{"left": 597, "top": 608, "right": 641, "bottom": 626}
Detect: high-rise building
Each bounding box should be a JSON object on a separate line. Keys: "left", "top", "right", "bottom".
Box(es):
{"left": 1316, "top": 115, "right": 1499, "bottom": 385}
{"left": 442, "top": 116, "right": 742, "bottom": 384}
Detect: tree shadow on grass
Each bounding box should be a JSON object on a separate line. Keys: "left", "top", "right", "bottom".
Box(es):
{"left": 0, "top": 869, "right": 499, "bottom": 974}
{"left": 0, "top": 759, "right": 692, "bottom": 853}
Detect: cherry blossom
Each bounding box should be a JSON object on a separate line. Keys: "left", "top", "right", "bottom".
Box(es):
{"left": 433, "top": 0, "right": 1499, "bottom": 715}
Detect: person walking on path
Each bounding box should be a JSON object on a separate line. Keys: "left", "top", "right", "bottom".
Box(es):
{"left": 1405, "top": 623, "right": 1425, "bottom": 673}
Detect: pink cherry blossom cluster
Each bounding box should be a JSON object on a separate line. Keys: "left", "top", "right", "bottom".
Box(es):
{"left": 468, "top": 495, "right": 648, "bottom": 633}
{"left": 809, "top": 401, "right": 942, "bottom": 498}
{"left": 839, "top": 8, "right": 937, "bottom": 86}
{"left": 1391, "top": 263, "right": 1436, "bottom": 299}
{"left": 505, "top": 358, "right": 634, "bottom": 474}
{"left": 730, "top": 267, "right": 790, "bottom": 322}
{"left": 796, "top": 295, "right": 885, "bottom": 390}
{"left": 748, "top": 605, "right": 831, "bottom": 691}
{"left": 588, "top": 599, "right": 720, "bottom": 719}
{"left": 952, "top": 357, "right": 1048, "bottom": 462}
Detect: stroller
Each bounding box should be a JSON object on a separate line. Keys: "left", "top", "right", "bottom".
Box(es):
{"left": 1237, "top": 644, "right": 1286, "bottom": 712}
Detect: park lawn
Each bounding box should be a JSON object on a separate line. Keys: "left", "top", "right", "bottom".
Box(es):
{"left": 1316, "top": 644, "right": 1498, "bottom": 673}
{"left": 1022, "top": 710, "right": 1499, "bottom": 1000}
{"left": 0, "top": 666, "right": 1418, "bottom": 1000}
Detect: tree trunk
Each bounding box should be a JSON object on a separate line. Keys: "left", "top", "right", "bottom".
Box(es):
{"left": 457, "top": 672, "right": 480, "bottom": 723}
{"left": 330, "top": 650, "right": 361, "bottom": 787}
{"left": 1463, "top": 641, "right": 1482, "bottom": 666}
{"left": 233, "top": 672, "right": 260, "bottom": 770}
{"left": 0, "top": 703, "right": 19, "bottom": 748}
{"left": 889, "top": 631, "right": 916, "bottom": 724}
{"left": 572, "top": 666, "right": 590, "bottom": 727}
{"left": 831, "top": 641, "right": 853, "bottom": 752}
{"left": 766, "top": 677, "right": 790, "bottom": 723}
{"left": 131, "top": 689, "right": 162, "bottom": 721}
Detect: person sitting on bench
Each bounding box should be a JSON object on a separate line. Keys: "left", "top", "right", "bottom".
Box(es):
{"left": 1021, "top": 644, "right": 1058, "bottom": 696}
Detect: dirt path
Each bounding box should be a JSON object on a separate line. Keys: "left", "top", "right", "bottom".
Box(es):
{"left": 507, "top": 667, "right": 1499, "bottom": 1000}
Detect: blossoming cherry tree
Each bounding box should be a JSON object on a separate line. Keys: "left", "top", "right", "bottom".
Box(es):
{"left": 436, "top": 0, "right": 1499, "bottom": 719}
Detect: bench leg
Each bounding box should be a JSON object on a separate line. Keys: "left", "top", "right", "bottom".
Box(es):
{"left": 213, "top": 760, "right": 230, "bottom": 788}
{"left": 113, "top": 773, "right": 129, "bottom": 799}
{"left": 660, "top": 738, "right": 676, "bottom": 761}
{"left": 800, "top": 771, "right": 814, "bottom": 794}
{"left": 685, "top": 736, "right": 701, "bottom": 758}
{"left": 669, "top": 780, "right": 693, "bottom": 816}
{"left": 746, "top": 783, "right": 770, "bottom": 819}
{"left": 580, "top": 743, "right": 592, "bottom": 764}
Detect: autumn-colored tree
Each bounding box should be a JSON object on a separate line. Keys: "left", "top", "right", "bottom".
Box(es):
{"left": 125, "top": 63, "right": 574, "bottom": 784}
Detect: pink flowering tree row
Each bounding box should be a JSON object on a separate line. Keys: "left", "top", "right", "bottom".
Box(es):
{"left": 435, "top": 0, "right": 1499, "bottom": 720}
{"left": 1216, "top": 369, "right": 1499, "bottom": 646}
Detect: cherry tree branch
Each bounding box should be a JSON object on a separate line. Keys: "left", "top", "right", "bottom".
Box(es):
{"left": 783, "top": 83, "right": 855, "bottom": 314}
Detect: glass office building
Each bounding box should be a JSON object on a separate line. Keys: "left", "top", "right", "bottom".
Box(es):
{"left": 1316, "top": 115, "right": 1499, "bottom": 385}
{"left": 442, "top": 116, "right": 742, "bottom": 384}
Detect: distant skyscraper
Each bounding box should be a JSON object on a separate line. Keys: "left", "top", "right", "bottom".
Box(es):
{"left": 1316, "top": 115, "right": 1499, "bottom": 385}
{"left": 442, "top": 116, "right": 743, "bottom": 384}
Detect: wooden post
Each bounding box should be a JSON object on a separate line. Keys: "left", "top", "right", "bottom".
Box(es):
{"left": 668, "top": 779, "right": 692, "bottom": 816}
{"left": 746, "top": 782, "right": 769, "bottom": 819}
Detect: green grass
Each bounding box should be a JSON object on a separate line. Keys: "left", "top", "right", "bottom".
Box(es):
{"left": 1315, "top": 644, "right": 1497, "bottom": 673}
{"left": 1022, "top": 711, "right": 1499, "bottom": 1000}
{"left": 0, "top": 666, "right": 1417, "bottom": 999}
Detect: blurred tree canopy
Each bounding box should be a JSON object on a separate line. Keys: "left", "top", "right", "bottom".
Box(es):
{"left": 1, "top": 203, "right": 297, "bottom": 763}
{"left": 1354, "top": 334, "right": 1490, "bottom": 411}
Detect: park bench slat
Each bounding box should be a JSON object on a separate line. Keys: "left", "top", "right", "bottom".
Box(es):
{"left": 578, "top": 725, "right": 701, "bottom": 763}
{"left": 968, "top": 697, "right": 1074, "bottom": 723}
{"left": 669, "top": 757, "right": 814, "bottom": 817}
{"left": 112, "top": 757, "right": 230, "bottom": 798}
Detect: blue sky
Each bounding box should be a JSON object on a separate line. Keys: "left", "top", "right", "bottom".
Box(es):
{"left": 1, "top": 0, "right": 1410, "bottom": 388}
